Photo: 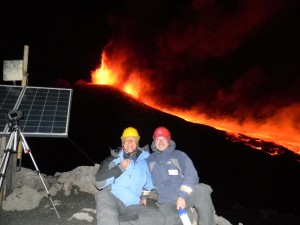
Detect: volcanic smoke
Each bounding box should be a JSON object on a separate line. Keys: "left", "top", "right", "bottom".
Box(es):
{"left": 91, "top": 0, "right": 300, "bottom": 155}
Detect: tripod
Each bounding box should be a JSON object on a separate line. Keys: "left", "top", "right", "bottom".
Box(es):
{"left": 0, "top": 110, "right": 60, "bottom": 218}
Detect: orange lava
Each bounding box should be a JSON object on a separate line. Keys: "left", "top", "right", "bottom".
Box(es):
{"left": 91, "top": 51, "right": 300, "bottom": 156}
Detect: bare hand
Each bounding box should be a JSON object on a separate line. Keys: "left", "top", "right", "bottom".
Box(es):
{"left": 176, "top": 197, "right": 186, "bottom": 210}
{"left": 120, "top": 159, "right": 131, "bottom": 169}
{"left": 140, "top": 199, "right": 147, "bottom": 206}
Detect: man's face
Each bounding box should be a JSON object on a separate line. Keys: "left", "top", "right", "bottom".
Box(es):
{"left": 122, "top": 137, "right": 138, "bottom": 154}
{"left": 155, "top": 136, "right": 169, "bottom": 151}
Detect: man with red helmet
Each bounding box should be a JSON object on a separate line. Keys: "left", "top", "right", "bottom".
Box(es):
{"left": 147, "top": 127, "right": 216, "bottom": 225}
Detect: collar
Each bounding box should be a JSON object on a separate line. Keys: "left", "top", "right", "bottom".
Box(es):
{"left": 123, "top": 149, "right": 139, "bottom": 162}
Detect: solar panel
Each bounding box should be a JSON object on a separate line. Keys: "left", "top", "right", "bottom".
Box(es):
{"left": 0, "top": 86, "right": 23, "bottom": 132}
{"left": 0, "top": 85, "right": 72, "bottom": 137}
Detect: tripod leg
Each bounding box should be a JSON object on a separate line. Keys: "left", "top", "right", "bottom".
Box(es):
{"left": 20, "top": 132, "right": 60, "bottom": 219}
{"left": 2, "top": 151, "right": 17, "bottom": 200}
{"left": 17, "top": 141, "right": 23, "bottom": 172}
{"left": 0, "top": 132, "right": 16, "bottom": 190}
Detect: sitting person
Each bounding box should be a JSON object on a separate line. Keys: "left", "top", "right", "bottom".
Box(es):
{"left": 146, "top": 127, "right": 216, "bottom": 225}
{"left": 94, "top": 127, "right": 165, "bottom": 225}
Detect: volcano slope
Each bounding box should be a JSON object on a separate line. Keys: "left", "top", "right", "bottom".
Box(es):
{"left": 18, "top": 83, "right": 300, "bottom": 224}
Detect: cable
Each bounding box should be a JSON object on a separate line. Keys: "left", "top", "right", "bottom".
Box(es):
{"left": 67, "top": 138, "right": 95, "bottom": 164}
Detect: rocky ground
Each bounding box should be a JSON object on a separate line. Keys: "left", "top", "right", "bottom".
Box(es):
{"left": 0, "top": 188, "right": 97, "bottom": 225}
{"left": 1, "top": 189, "right": 299, "bottom": 225}
{"left": 0, "top": 166, "right": 299, "bottom": 225}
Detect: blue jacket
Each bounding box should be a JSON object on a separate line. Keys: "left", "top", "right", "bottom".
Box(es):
{"left": 147, "top": 140, "right": 199, "bottom": 204}
{"left": 95, "top": 147, "right": 154, "bottom": 206}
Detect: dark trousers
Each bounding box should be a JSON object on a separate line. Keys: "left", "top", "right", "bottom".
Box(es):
{"left": 158, "top": 183, "right": 216, "bottom": 225}
{"left": 95, "top": 190, "right": 165, "bottom": 225}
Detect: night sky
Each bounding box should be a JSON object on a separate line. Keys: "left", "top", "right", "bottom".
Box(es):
{"left": 0, "top": 0, "right": 300, "bottom": 151}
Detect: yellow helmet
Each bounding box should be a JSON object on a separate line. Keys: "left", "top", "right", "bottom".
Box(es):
{"left": 121, "top": 127, "right": 140, "bottom": 141}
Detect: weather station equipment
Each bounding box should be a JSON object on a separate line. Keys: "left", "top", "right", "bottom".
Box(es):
{"left": 0, "top": 45, "right": 73, "bottom": 218}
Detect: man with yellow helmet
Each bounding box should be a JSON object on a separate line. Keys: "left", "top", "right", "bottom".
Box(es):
{"left": 94, "top": 127, "right": 165, "bottom": 225}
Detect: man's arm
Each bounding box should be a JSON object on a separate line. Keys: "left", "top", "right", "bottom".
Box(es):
{"left": 175, "top": 152, "right": 199, "bottom": 209}
{"left": 178, "top": 153, "right": 199, "bottom": 200}
{"left": 94, "top": 155, "right": 125, "bottom": 190}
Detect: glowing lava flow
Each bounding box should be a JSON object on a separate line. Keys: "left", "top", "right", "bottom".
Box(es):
{"left": 91, "top": 52, "right": 140, "bottom": 98}
{"left": 91, "top": 54, "right": 300, "bottom": 156}
{"left": 91, "top": 54, "right": 117, "bottom": 86}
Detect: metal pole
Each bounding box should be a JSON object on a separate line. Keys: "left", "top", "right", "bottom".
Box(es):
{"left": 22, "top": 45, "right": 29, "bottom": 86}
{"left": 18, "top": 45, "right": 29, "bottom": 169}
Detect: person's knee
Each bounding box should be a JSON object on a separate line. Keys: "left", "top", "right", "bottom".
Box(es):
{"left": 194, "top": 183, "right": 213, "bottom": 195}
{"left": 95, "top": 190, "right": 115, "bottom": 206}
{"left": 96, "top": 190, "right": 112, "bottom": 198}
{"left": 138, "top": 208, "right": 165, "bottom": 225}
{"left": 163, "top": 214, "right": 180, "bottom": 225}
{"left": 159, "top": 205, "right": 180, "bottom": 225}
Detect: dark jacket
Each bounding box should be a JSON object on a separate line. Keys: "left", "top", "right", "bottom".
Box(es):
{"left": 147, "top": 140, "right": 199, "bottom": 204}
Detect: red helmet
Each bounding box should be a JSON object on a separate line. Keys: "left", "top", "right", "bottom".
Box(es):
{"left": 153, "top": 127, "right": 171, "bottom": 143}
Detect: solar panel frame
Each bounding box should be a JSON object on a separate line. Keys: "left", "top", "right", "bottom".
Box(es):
{"left": 0, "top": 85, "right": 72, "bottom": 138}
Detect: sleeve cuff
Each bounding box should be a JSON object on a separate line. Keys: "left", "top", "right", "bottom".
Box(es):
{"left": 141, "top": 190, "right": 151, "bottom": 199}
{"left": 178, "top": 190, "right": 190, "bottom": 200}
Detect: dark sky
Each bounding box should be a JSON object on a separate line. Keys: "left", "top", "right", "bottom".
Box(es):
{"left": 0, "top": 0, "right": 300, "bottom": 151}
{"left": 0, "top": 1, "right": 110, "bottom": 85}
